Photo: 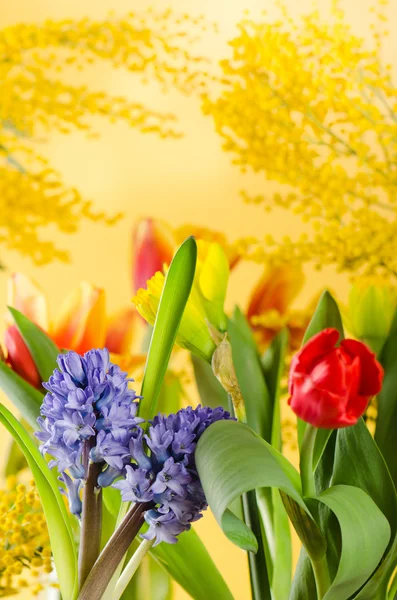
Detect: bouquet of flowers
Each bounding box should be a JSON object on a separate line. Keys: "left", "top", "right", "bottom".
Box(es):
{"left": 0, "top": 234, "right": 396, "bottom": 600}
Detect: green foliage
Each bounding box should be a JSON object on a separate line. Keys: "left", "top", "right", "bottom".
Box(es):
{"left": 139, "top": 237, "right": 197, "bottom": 422}
{"left": 0, "top": 404, "right": 78, "bottom": 600}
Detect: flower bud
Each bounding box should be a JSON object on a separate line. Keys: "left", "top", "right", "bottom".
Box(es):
{"left": 347, "top": 278, "right": 396, "bottom": 354}
{"left": 132, "top": 218, "right": 175, "bottom": 294}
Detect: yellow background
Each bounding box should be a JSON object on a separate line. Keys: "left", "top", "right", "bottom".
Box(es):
{"left": 0, "top": 1, "right": 396, "bottom": 598}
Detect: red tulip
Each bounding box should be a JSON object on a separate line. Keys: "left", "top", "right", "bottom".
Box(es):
{"left": 4, "top": 325, "right": 41, "bottom": 389}
{"left": 132, "top": 218, "right": 175, "bottom": 293}
{"left": 288, "top": 328, "right": 383, "bottom": 428}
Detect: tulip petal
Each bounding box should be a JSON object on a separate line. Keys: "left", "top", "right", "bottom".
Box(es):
{"left": 52, "top": 282, "right": 106, "bottom": 354}
{"left": 133, "top": 218, "right": 175, "bottom": 293}
{"left": 7, "top": 273, "right": 49, "bottom": 330}
{"left": 247, "top": 264, "right": 304, "bottom": 320}
{"left": 4, "top": 325, "right": 41, "bottom": 389}
{"left": 105, "top": 308, "right": 137, "bottom": 355}
{"left": 340, "top": 339, "right": 384, "bottom": 396}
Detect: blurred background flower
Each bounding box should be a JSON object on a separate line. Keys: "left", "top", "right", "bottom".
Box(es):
{"left": 0, "top": 477, "right": 52, "bottom": 597}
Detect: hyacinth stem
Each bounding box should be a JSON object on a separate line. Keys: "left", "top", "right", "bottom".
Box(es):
{"left": 78, "top": 460, "right": 103, "bottom": 590}
{"left": 113, "top": 538, "right": 155, "bottom": 600}
{"left": 300, "top": 424, "right": 317, "bottom": 498}
{"left": 78, "top": 502, "right": 152, "bottom": 600}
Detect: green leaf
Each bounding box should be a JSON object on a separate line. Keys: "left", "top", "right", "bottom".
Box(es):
{"left": 228, "top": 307, "right": 272, "bottom": 441}
{"left": 0, "top": 404, "right": 78, "bottom": 600}
{"left": 375, "top": 308, "right": 397, "bottom": 489}
{"left": 8, "top": 306, "right": 59, "bottom": 382}
{"left": 302, "top": 291, "right": 344, "bottom": 346}
{"left": 151, "top": 527, "right": 233, "bottom": 600}
{"left": 157, "top": 371, "right": 183, "bottom": 415}
{"left": 139, "top": 237, "right": 197, "bottom": 422}
{"left": 299, "top": 291, "right": 344, "bottom": 450}
{"left": 196, "top": 419, "right": 308, "bottom": 550}
{"left": 261, "top": 328, "right": 288, "bottom": 451}
{"left": 333, "top": 419, "right": 397, "bottom": 599}
{"left": 317, "top": 485, "right": 390, "bottom": 600}
{"left": 261, "top": 330, "right": 292, "bottom": 600}
{"left": 0, "top": 360, "right": 43, "bottom": 427}
{"left": 191, "top": 353, "right": 228, "bottom": 409}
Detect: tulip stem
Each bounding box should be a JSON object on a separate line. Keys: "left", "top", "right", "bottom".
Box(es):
{"left": 311, "top": 555, "right": 331, "bottom": 599}
{"left": 300, "top": 424, "right": 317, "bottom": 498}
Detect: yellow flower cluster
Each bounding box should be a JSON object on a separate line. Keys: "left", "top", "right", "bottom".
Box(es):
{"left": 0, "top": 477, "right": 52, "bottom": 597}
{"left": 204, "top": 0, "right": 397, "bottom": 277}
{"left": 0, "top": 10, "right": 211, "bottom": 266}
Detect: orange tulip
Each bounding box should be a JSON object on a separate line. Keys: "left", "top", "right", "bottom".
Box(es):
{"left": 52, "top": 282, "right": 106, "bottom": 354}
{"left": 5, "top": 273, "right": 141, "bottom": 386}
{"left": 247, "top": 264, "right": 306, "bottom": 349}
{"left": 133, "top": 218, "right": 175, "bottom": 293}
{"left": 247, "top": 264, "right": 304, "bottom": 320}
{"left": 105, "top": 307, "right": 137, "bottom": 355}
{"left": 4, "top": 325, "right": 41, "bottom": 389}
{"left": 7, "top": 273, "right": 48, "bottom": 330}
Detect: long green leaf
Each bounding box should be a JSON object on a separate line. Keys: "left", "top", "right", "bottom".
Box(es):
{"left": 261, "top": 329, "right": 291, "bottom": 600}
{"left": 318, "top": 485, "right": 390, "bottom": 600}
{"left": 8, "top": 306, "right": 59, "bottom": 381}
{"left": 333, "top": 419, "right": 397, "bottom": 599}
{"left": 139, "top": 237, "right": 197, "bottom": 422}
{"left": 0, "top": 360, "right": 43, "bottom": 427}
{"left": 196, "top": 419, "right": 308, "bottom": 550}
{"left": 228, "top": 307, "right": 272, "bottom": 441}
{"left": 0, "top": 404, "right": 78, "bottom": 599}
{"left": 375, "top": 308, "right": 397, "bottom": 489}
{"left": 151, "top": 527, "right": 233, "bottom": 600}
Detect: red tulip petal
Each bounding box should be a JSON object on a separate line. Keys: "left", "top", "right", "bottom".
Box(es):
{"left": 288, "top": 372, "right": 354, "bottom": 428}
{"left": 133, "top": 218, "right": 175, "bottom": 294}
{"left": 293, "top": 328, "right": 340, "bottom": 373}
{"left": 340, "top": 339, "right": 384, "bottom": 396}
{"left": 4, "top": 325, "right": 41, "bottom": 389}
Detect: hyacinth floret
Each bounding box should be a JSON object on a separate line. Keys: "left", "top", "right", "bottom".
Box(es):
{"left": 37, "top": 348, "right": 234, "bottom": 545}
{"left": 36, "top": 348, "right": 142, "bottom": 516}
{"left": 113, "top": 404, "right": 234, "bottom": 546}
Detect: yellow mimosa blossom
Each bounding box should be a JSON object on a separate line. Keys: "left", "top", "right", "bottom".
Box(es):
{"left": 204, "top": 0, "right": 397, "bottom": 278}
{"left": 0, "top": 477, "right": 52, "bottom": 596}
{"left": 133, "top": 241, "right": 230, "bottom": 362}
{"left": 0, "top": 10, "right": 209, "bottom": 266}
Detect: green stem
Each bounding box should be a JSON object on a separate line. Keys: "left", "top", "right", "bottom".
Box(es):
{"left": 113, "top": 538, "right": 154, "bottom": 600}
{"left": 311, "top": 555, "right": 331, "bottom": 600}
{"left": 242, "top": 491, "right": 272, "bottom": 600}
{"left": 78, "top": 460, "right": 103, "bottom": 590}
{"left": 78, "top": 502, "right": 151, "bottom": 600}
{"left": 388, "top": 569, "right": 397, "bottom": 600}
{"left": 300, "top": 424, "right": 317, "bottom": 498}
